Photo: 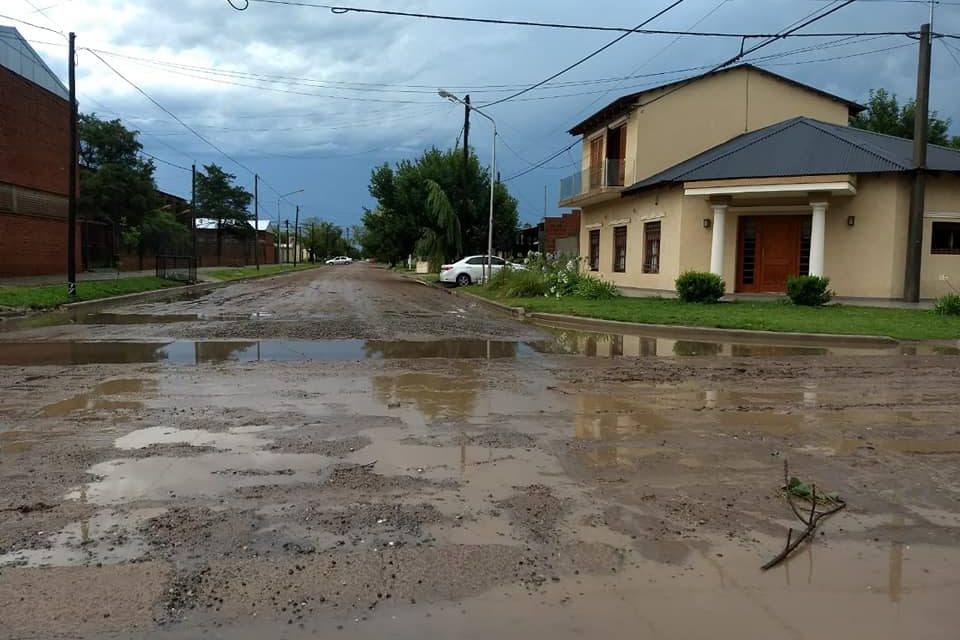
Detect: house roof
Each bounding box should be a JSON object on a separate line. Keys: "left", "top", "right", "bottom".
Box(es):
{"left": 622, "top": 117, "right": 960, "bottom": 195}
{"left": 567, "top": 63, "right": 865, "bottom": 136}
{"left": 195, "top": 218, "right": 273, "bottom": 232}
{"left": 0, "top": 26, "right": 69, "bottom": 101}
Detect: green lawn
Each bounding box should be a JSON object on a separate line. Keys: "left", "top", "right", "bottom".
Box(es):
{"left": 206, "top": 263, "right": 319, "bottom": 282}
{"left": 468, "top": 289, "right": 960, "bottom": 341}
{"left": 0, "top": 277, "right": 182, "bottom": 310}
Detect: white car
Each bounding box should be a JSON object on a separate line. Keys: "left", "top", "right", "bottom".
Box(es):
{"left": 325, "top": 256, "right": 353, "bottom": 265}
{"left": 439, "top": 255, "right": 522, "bottom": 287}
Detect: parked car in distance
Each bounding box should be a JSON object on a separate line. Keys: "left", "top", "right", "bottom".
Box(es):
{"left": 439, "top": 255, "right": 524, "bottom": 287}
{"left": 325, "top": 256, "right": 353, "bottom": 265}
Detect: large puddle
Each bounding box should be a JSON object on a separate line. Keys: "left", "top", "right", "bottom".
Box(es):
{"left": 0, "top": 332, "right": 953, "bottom": 366}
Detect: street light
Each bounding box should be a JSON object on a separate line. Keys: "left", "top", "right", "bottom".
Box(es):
{"left": 439, "top": 89, "right": 497, "bottom": 284}
{"left": 277, "top": 189, "right": 304, "bottom": 263}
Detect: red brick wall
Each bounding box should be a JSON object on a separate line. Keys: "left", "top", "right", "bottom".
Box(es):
{"left": 0, "top": 67, "right": 70, "bottom": 197}
{"left": 541, "top": 210, "right": 581, "bottom": 253}
{"left": 0, "top": 212, "right": 80, "bottom": 277}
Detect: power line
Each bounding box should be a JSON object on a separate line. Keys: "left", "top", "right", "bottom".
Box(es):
{"left": 0, "top": 12, "right": 67, "bottom": 36}
{"left": 140, "top": 150, "right": 191, "bottom": 172}
{"left": 228, "top": 1, "right": 923, "bottom": 39}
{"left": 84, "top": 48, "right": 282, "bottom": 197}
{"left": 481, "top": 0, "right": 691, "bottom": 108}
{"left": 504, "top": 0, "right": 860, "bottom": 182}
{"left": 638, "top": 0, "right": 859, "bottom": 110}
{"left": 940, "top": 37, "right": 960, "bottom": 67}
{"left": 20, "top": 0, "right": 64, "bottom": 34}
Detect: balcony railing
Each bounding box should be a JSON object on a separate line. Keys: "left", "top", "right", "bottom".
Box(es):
{"left": 559, "top": 158, "right": 625, "bottom": 202}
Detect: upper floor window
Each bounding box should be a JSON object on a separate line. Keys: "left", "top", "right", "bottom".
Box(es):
{"left": 931, "top": 221, "right": 960, "bottom": 254}
{"left": 605, "top": 124, "right": 626, "bottom": 187}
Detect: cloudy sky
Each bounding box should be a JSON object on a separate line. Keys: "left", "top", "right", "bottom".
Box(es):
{"left": 4, "top": 0, "right": 960, "bottom": 230}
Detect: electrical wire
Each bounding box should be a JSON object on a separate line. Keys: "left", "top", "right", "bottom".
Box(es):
{"left": 940, "top": 37, "right": 960, "bottom": 67}
{"left": 227, "top": 1, "right": 922, "bottom": 39}
{"left": 638, "top": 0, "right": 858, "bottom": 110}
{"left": 140, "top": 150, "right": 191, "bottom": 172}
{"left": 503, "top": 0, "right": 860, "bottom": 181}
{"left": 481, "top": 0, "right": 689, "bottom": 108}
{"left": 0, "top": 13, "right": 66, "bottom": 36}
{"left": 84, "top": 48, "right": 283, "bottom": 196}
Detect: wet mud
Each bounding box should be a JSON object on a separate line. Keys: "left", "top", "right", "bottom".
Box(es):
{"left": 1, "top": 265, "right": 959, "bottom": 639}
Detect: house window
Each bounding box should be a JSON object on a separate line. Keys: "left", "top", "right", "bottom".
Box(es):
{"left": 931, "top": 221, "right": 960, "bottom": 254}
{"left": 613, "top": 226, "right": 627, "bottom": 273}
{"left": 605, "top": 124, "right": 627, "bottom": 187}
{"left": 589, "top": 229, "right": 600, "bottom": 271}
{"left": 643, "top": 221, "right": 661, "bottom": 274}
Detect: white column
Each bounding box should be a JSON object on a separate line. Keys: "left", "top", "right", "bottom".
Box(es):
{"left": 809, "top": 201, "right": 828, "bottom": 277}
{"left": 709, "top": 204, "right": 727, "bottom": 276}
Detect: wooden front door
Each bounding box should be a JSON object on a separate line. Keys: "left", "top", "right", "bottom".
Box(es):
{"left": 737, "top": 216, "right": 807, "bottom": 293}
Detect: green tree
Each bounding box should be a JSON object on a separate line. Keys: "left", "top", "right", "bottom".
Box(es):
{"left": 414, "top": 180, "right": 461, "bottom": 270}
{"left": 300, "top": 219, "right": 357, "bottom": 261}
{"left": 78, "top": 113, "right": 157, "bottom": 234}
{"left": 194, "top": 164, "right": 253, "bottom": 261}
{"left": 851, "top": 88, "right": 960, "bottom": 147}
{"left": 360, "top": 147, "right": 519, "bottom": 265}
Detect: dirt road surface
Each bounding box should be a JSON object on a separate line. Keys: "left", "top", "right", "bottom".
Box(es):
{"left": 1, "top": 265, "right": 959, "bottom": 639}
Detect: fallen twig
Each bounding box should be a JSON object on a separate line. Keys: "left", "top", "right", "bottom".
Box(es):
{"left": 761, "top": 460, "right": 846, "bottom": 571}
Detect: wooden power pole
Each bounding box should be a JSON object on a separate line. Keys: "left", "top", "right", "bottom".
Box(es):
{"left": 67, "top": 32, "right": 77, "bottom": 297}
{"left": 904, "top": 23, "right": 931, "bottom": 302}
{"left": 254, "top": 174, "right": 260, "bottom": 270}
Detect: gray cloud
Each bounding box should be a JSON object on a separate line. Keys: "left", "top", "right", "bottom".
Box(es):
{"left": 7, "top": 0, "right": 960, "bottom": 227}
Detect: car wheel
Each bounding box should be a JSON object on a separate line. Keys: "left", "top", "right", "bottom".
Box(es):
{"left": 456, "top": 273, "right": 471, "bottom": 287}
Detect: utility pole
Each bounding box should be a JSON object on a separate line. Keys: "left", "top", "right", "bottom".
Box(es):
{"left": 284, "top": 219, "right": 290, "bottom": 263}
{"left": 293, "top": 205, "right": 300, "bottom": 267}
{"left": 904, "top": 23, "right": 931, "bottom": 303}
{"left": 67, "top": 32, "right": 77, "bottom": 297}
{"left": 462, "top": 94, "right": 471, "bottom": 239}
{"left": 254, "top": 174, "right": 260, "bottom": 270}
{"left": 191, "top": 163, "right": 197, "bottom": 277}
{"left": 276, "top": 201, "right": 281, "bottom": 264}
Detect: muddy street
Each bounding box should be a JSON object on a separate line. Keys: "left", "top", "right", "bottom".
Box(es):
{"left": 1, "top": 265, "right": 959, "bottom": 639}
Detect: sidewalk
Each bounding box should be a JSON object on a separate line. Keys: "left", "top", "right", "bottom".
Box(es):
{"left": 0, "top": 267, "right": 224, "bottom": 287}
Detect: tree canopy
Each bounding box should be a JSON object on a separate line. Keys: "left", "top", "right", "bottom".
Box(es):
{"left": 850, "top": 88, "right": 960, "bottom": 148}
{"left": 195, "top": 164, "right": 253, "bottom": 233}
{"left": 78, "top": 113, "right": 157, "bottom": 228}
{"left": 360, "top": 147, "right": 519, "bottom": 264}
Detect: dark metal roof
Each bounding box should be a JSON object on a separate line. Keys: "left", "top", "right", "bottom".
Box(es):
{"left": 568, "top": 63, "right": 865, "bottom": 136}
{"left": 622, "top": 117, "right": 960, "bottom": 195}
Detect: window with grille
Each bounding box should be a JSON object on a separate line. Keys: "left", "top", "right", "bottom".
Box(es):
{"left": 613, "top": 226, "right": 627, "bottom": 273}
{"left": 642, "top": 221, "right": 660, "bottom": 274}
{"left": 589, "top": 229, "right": 600, "bottom": 271}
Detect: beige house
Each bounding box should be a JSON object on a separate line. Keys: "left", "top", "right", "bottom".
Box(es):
{"left": 559, "top": 64, "right": 960, "bottom": 300}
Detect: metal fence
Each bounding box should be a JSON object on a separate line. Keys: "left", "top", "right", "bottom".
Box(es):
{"left": 156, "top": 255, "right": 197, "bottom": 283}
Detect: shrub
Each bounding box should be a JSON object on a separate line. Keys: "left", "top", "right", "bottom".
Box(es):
{"left": 675, "top": 271, "right": 725, "bottom": 303}
{"left": 573, "top": 276, "right": 620, "bottom": 300}
{"left": 786, "top": 275, "right": 834, "bottom": 306}
{"left": 499, "top": 269, "right": 549, "bottom": 298}
{"left": 934, "top": 292, "right": 960, "bottom": 315}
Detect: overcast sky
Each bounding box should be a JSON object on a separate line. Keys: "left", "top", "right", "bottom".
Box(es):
{"left": 4, "top": 0, "right": 960, "bottom": 230}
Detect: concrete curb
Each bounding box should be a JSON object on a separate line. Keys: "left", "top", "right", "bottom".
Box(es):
{"left": 457, "top": 292, "right": 900, "bottom": 347}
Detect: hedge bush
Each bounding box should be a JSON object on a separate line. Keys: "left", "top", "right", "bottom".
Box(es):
{"left": 786, "top": 275, "right": 834, "bottom": 306}
{"left": 675, "top": 271, "right": 725, "bottom": 303}
{"left": 934, "top": 292, "right": 960, "bottom": 316}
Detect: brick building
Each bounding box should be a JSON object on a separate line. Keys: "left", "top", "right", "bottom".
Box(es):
{"left": 514, "top": 210, "right": 581, "bottom": 258}
{"left": 0, "top": 26, "right": 78, "bottom": 278}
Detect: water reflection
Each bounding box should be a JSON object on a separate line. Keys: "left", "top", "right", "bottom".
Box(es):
{"left": 372, "top": 373, "right": 477, "bottom": 419}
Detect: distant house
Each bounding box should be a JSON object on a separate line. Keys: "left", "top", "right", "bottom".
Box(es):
{"left": 0, "top": 26, "right": 75, "bottom": 278}
{"left": 560, "top": 64, "right": 960, "bottom": 300}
